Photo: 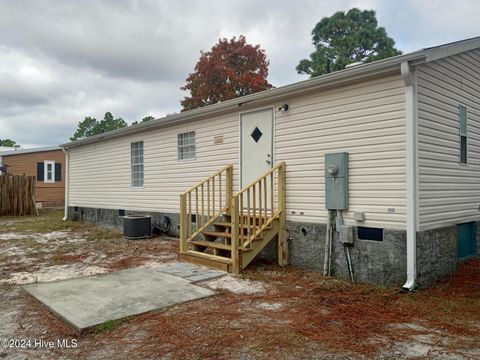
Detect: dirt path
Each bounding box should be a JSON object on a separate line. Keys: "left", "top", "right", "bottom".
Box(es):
{"left": 0, "top": 210, "right": 479, "bottom": 359}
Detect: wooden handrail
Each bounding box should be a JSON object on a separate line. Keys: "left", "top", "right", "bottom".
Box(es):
{"left": 180, "top": 161, "right": 287, "bottom": 272}
{"left": 241, "top": 209, "right": 282, "bottom": 249}
{"left": 230, "top": 161, "right": 286, "bottom": 272}
{"left": 179, "top": 164, "right": 233, "bottom": 254}
{"left": 233, "top": 161, "right": 285, "bottom": 197}
{"left": 181, "top": 164, "right": 233, "bottom": 195}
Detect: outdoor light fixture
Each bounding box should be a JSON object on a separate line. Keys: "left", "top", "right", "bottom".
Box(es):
{"left": 278, "top": 103, "right": 289, "bottom": 112}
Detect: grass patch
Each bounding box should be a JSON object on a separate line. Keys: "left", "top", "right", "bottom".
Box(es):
{"left": 0, "top": 209, "right": 89, "bottom": 233}
{"left": 85, "top": 227, "right": 122, "bottom": 242}
{"left": 0, "top": 209, "right": 122, "bottom": 242}
{"left": 96, "top": 318, "right": 132, "bottom": 333}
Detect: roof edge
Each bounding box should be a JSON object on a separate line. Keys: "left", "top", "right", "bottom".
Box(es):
{"left": 61, "top": 50, "right": 426, "bottom": 150}
{"left": 0, "top": 146, "right": 61, "bottom": 156}
{"left": 425, "top": 36, "right": 480, "bottom": 62}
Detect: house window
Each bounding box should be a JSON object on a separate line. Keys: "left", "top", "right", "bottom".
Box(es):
{"left": 459, "top": 105, "right": 467, "bottom": 164}
{"left": 177, "top": 131, "right": 196, "bottom": 160}
{"left": 131, "top": 141, "right": 144, "bottom": 188}
{"left": 44, "top": 160, "right": 55, "bottom": 183}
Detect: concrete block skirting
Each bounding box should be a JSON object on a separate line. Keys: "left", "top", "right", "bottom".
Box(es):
{"left": 69, "top": 207, "right": 181, "bottom": 237}
{"left": 286, "top": 221, "right": 407, "bottom": 287}
{"left": 416, "top": 225, "right": 457, "bottom": 287}
{"left": 69, "top": 206, "right": 467, "bottom": 287}
{"left": 477, "top": 221, "right": 480, "bottom": 256}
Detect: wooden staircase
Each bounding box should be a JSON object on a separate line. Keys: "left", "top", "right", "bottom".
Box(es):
{"left": 178, "top": 162, "right": 287, "bottom": 273}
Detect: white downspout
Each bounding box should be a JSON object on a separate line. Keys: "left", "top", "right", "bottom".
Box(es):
{"left": 401, "top": 61, "right": 417, "bottom": 291}
{"left": 62, "top": 148, "right": 69, "bottom": 221}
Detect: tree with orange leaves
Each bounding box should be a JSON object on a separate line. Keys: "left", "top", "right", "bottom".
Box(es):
{"left": 181, "top": 36, "right": 272, "bottom": 111}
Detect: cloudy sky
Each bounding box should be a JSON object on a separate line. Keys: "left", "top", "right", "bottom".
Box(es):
{"left": 0, "top": 0, "right": 479, "bottom": 147}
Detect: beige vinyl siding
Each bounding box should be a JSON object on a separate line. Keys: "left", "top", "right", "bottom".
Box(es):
{"left": 68, "top": 74, "right": 407, "bottom": 229}
{"left": 68, "top": 113, "right": 240, "bottom": 212}
{"left": 417, "top": 49, "right": 480, "bottom": 231}
{"left": 275, "top": 75, "right": 406, "bottom": 229}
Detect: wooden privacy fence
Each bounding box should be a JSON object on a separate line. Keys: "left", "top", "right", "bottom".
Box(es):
{"left": 0, "top": 175, "right": 38, "bottom": 216}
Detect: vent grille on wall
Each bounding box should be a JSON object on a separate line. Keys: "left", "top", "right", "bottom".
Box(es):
{"left": 357, "top": 227, "right": 383, "bottom": 241}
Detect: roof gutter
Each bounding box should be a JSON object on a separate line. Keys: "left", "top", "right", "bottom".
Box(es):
{"left": 61, "top": 50, "right": 426, "bottom": 150}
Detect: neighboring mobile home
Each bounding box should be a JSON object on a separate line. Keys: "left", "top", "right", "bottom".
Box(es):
{"left": 61, "top": 37, "right": 480, "bottom": 288}
{"left": 0, "top": 147, "right": 65, "bottom": 207}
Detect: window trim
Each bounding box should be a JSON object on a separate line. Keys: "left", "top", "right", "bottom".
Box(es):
{"left": 44, "top": 160, "right": 55, "bottom": 183}
{"left": 177, "top": 130, "right": 196, "bottom": 161}
{"left": 131, "top": 140, "right": 144, "bottom": 189}
{"left": 459, "top": 105, "right": 468, "bottom": 165}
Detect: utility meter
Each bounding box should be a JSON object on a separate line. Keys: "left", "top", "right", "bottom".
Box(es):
{"left": 325, "top": 152, "right": 349, "bottom": 210}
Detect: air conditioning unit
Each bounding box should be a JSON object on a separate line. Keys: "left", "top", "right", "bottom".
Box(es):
{"left": 123, "top": 215, "right": 151, "bottom": 240}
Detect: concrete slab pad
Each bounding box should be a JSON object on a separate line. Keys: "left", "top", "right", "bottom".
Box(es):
{"left": 154, "top": 262, "right": 226, "bottom": 283}
{"left": 23, "top": 267, "right": 214, "bottom": 333}
{"left": 184, "top": 273, "right": 225, "bottom": 282}
{"left": 164, "top": 262, "right": 197, "bottom": 269}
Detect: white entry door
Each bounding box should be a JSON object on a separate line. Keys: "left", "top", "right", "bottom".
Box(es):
{"left": 241, "top": 108, "right": 273, "bottom": 188}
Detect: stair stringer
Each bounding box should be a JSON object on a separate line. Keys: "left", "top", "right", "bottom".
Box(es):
{"left": 240, "top": 219, "right": 279, "bottom": 270}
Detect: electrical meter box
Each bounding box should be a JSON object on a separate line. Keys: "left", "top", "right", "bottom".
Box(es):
{"left": 325, "top": 152, "right": 349, "bottom": 210}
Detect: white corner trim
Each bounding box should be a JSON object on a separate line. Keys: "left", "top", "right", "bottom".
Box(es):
{"left": 44, "top": 160, "right": 55, "bottom": 183}
{"left": 62, "top": 149, "right": 69, "bottom": 221}
{"left": 401, "top": 61, "right": 417, "bottom": 291}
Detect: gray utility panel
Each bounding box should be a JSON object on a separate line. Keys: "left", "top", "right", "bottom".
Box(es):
{"left": 325, "top": 152, "right": 349, "bottom": 210}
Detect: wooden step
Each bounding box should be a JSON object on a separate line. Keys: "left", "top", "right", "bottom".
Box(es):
{"left": 213, "top": 222, "right": 232, "bottom": 227}
{"left": 179, "top": 251, "right": 231, "bottom": 272}
{"left": 241, "top": 218, "right": 280, "bottom": 270}
{"left": 247, "top": 236, "right": 264, "bottom": 242}
{"left": 202, "top": 231, "right": 263, "bottom": 242}
{"left": 190, "top": 240, "right": 231, "bottom": 251}
{"left": 203, "top": 231, "right": 232, "bottom": 238}
{"left": 224, "top": 213, "right": 273, "bottom": 219}
{"left": 213, "top": 222, "right": 272, "bottom": 230}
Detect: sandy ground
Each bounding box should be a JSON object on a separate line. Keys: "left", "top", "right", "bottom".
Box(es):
{"left": 0, "top": 210, "right": 479, "bottom": 359}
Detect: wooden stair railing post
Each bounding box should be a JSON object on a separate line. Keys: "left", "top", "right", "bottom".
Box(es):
{"left": 179, "top": 193, "right": 187, "bottom": 253}
{"left": 226, "top": 165, "right": 233, "bottom": 214}
{"left": 179, "top": 164, "right": 233, "bottom": 254}
{"left": 231, "top": 195, "right": 240, "bottom": 274}
{"left": 278, "top": 162, "right": 288, "bottom": 266}
{"left": 179, "top": 162, "right": 286, "bottom": 273}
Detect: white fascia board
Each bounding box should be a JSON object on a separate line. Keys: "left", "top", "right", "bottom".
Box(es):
{"left": 425, "top": 36, "right": 480, "bottom": 62}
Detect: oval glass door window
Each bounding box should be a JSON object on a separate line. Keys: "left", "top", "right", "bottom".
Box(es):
{"left": 250, "top": 127, "right": 263, "bottom": 143}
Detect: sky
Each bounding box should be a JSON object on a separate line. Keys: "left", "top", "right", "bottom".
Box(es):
{"left": 0, "top": 0, "right": 479, "bottom": 148}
